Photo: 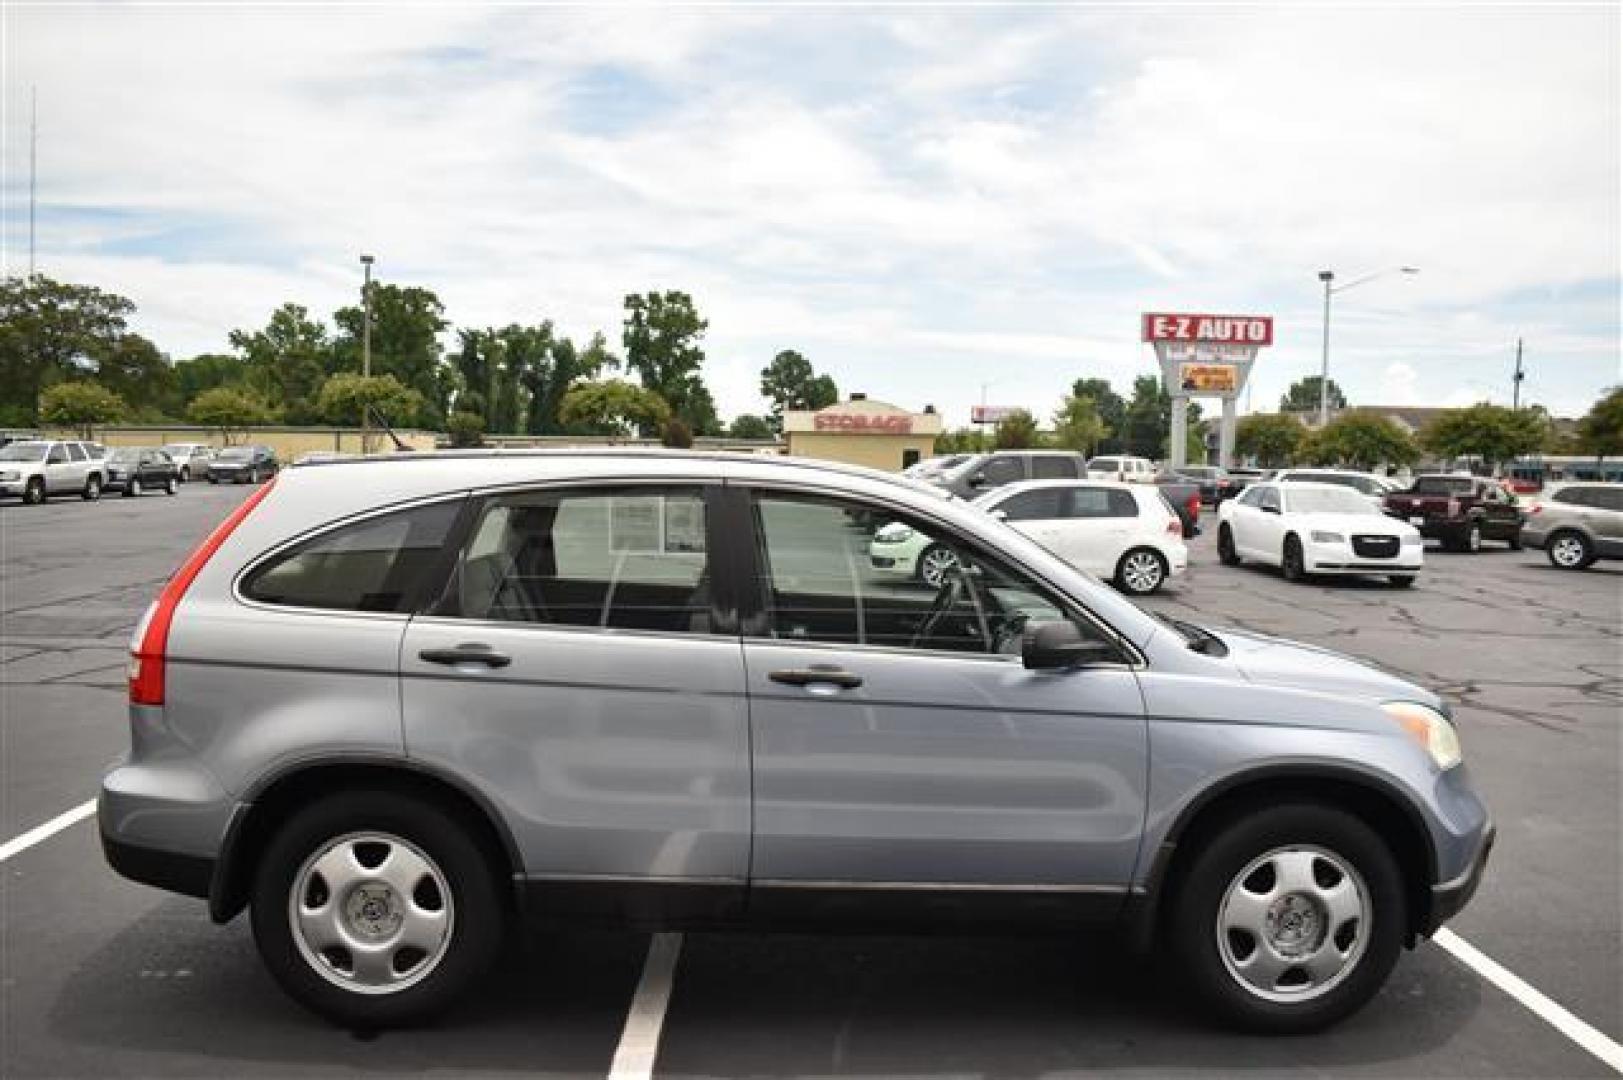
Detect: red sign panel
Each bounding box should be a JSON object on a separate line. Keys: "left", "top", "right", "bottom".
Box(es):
{"left": 814, "top": 412, "right": 914, "bottom": 434}
{"left": 1141, "top": 313, "right": 1274, "bottom": 346}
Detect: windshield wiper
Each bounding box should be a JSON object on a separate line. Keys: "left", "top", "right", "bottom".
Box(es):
{"left": 1156, "top": 613, "right": 1229, "bottom": 657}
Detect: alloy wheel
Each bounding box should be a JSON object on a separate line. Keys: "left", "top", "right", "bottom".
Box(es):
{"left": 1550, "top": 534, "right": 1587, "bottom": 568}
{"left": 919, "top": 546, "right": 959, "bottom": 588}
{"left": 1120, "top": 550, "right": 1164, "bottom": 594}
{"left": 1217, "top": 845, "right": 1370, "bottom": 1003}
{"left": 1468, "top": 525, "right": 1482, "bottom": 552}
{"left": 289, "top": 832, "right": 455, "bottom": 996}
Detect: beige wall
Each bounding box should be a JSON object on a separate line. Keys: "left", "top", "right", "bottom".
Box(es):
{"left": 785, "top": 432, "right": 938, "bottom": 472}
{"left": 42, "top": 426, "right": 439, "bottom": 457}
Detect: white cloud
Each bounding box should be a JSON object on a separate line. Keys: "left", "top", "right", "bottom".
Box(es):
{"left": 3, "top": 4, "right": 1617, "bottom": 424}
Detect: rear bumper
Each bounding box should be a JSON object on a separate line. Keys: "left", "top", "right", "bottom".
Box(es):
{"left": 1426, "top": 821, "right": 1495, "bottom": 934}
{"left": 101, "top": 833, "right": 215, "bottom": 899}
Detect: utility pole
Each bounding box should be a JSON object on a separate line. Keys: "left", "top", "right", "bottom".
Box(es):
{"left": 29, "top": 86, "right": 37, "bottom": 277}
{"left": 1512, "top": 338, "right": 1525, "bottom": 410}
{"left": 360, "top": 254, "right": 375, "bottom": 454}
{"left": 1317, "top": 270, "right": 1334, "bottom": 427}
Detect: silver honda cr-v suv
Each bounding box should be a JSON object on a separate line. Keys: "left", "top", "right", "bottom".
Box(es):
{"left": 100, "top": 451, "right": 1491, "bottom": 1032}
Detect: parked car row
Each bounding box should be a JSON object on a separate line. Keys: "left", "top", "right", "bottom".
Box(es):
{"left": 0, "top": 439, "right": 280, "bottom": 504}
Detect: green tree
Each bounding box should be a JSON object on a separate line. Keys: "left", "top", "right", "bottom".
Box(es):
{"left": 759, "top": 349, "right": 839, "bottom": 430}
{"left": 1280, "top": 376, "right": 1347, "bottom": 414}
{"left": 1052, "top": 393, "right": 1108, "bottom": 454}
{"left": 229, "top": 303, "right": 333, "bottom": 422}
{"left": 1305, "top": 411, "right": 1420, "bottom": 468}
{"left": 622, "top": 291, "right": 715, "bottom": 433}
{"left": 1420, "top": 403, "right": 1547, "bottom": 466}
{"left": 559, "top": 379, "right": 671, "bottom": 436}
{"left": 1576, "top": 387, "right": 1623, "bottom": 462}
{"left": 333, "top": 284, "right": 451, "bottom": 426}
{"left": 186, "top": 386, "right": 275, "bottom": 445}
{"left": 726, "top": 414, "right": 775, "bottom": 439}
{"left": 0, "top": 275, "right": 134, "bottom": 421}
{"left": 1235, "top": 413, "right": 1305, "bottom": 466}
{"left": 1122, "top": 375, "right": 1168, "bottom": 458}
{"left": 446, "top": 410, "right": 485, "bottom": 448}
{"left": 1070, "top": 378, "right": 1126, "bottom": 453}
{"left": 316, "top": 372, "right": 424, "bottom": 429}
{"left": 532, "top": 331, "right": 618, "bottom": 435}
{"left": 172, "top": 352, "right": 251, "bottom": 410}
{"left": 38, "top": 380, "right": 124, "bottom": 437}
{"left": 661, "top": 417, "right": 695, "bottom": 448}
{"left": 994, "top": 409, "right": 1041, "bottom": 449}
{"left": 93, "top": 333, "right": 174, "bottom": 415}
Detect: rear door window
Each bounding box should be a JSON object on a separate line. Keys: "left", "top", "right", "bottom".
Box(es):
{"left": 66, "top": 443, "right": 87, "bottom": 462}
{"left": 1031, "top": 456, "right": 1076, "bottom": 479}
{"left": 446, "top": 487, "right": 714, "bottom": 633}
{"left": 996, "top": 488, "right": 1066, "bottom": 521}
{"left": 980, "top": 456, "right": 1024, "bottom": 486}
{"left": 242, "top": 499, "right": 464, "bottom": 613}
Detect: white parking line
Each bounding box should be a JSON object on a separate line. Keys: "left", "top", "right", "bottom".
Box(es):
{"left": 0, "top": 799, "right": 96, "bottom": 863}
{"left": 1434, "top": 929, "right": 1623, "bottom": 1074}
{"left": 608, "top": 932, "right": 684, "bottom": 1080}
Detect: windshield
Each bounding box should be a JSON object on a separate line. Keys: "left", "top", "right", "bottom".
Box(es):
{"left": 0, "top": 442, "right": 48, "bottom": 462}
{"left": 110, "top": 448, "right": 143, "bottom": 462}
{"left": 1285, "top": 487, "right": 1380, "bottom": 515}
{"left": 217, "top": 448, "right": 252, "bottom": 461}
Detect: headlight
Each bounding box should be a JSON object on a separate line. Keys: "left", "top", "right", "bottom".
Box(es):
{"left": 1400, "top": 533, "right": 1423, "bottom": 546}
{"left": 874, "top": 523, "right": 915, "bottom": 544}
{"left": 1382, "top": 701, "right": 1462, "bottom": 770}
{"left": 0, "top": 470, "right": 17, "bottom": 481}
{"left": 1310, "top": 530, "right": 1345, "bottom": 544}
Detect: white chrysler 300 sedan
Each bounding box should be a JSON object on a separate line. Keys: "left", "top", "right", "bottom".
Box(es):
{"left": 1217, "top": 481, "right": 1423, "bottom": 586}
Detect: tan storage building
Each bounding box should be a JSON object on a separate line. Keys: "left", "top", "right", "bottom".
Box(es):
{"left": 783, "top": 397, "right": 941, "bottom": 472}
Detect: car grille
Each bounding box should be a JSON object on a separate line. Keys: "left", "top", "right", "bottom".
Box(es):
{"left": 1352, "top": 535, "right": 1400, "bottom": 559}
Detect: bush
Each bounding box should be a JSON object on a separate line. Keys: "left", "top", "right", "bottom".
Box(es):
{"left": 446, "top": 410, "right": 485, "bottom": 448}
{"left": 39, "top": 381, "right": 125, "bottom": 437}
{"left": 661, "top": 417, "right": 695, "bottom": 448}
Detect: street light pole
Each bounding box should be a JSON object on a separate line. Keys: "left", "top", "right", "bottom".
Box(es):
{"left": 1318, "top": 270, "right": 1334, "bottom": 427}
{"left": 360, "top": 254, "right": 375, "bottom": 454}
{"left": 1316, "top": 265, "right": 1419, "bottom": 428}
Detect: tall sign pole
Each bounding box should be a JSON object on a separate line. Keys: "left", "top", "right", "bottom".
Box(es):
{"left": 359, "top": 254, "right": 375, "bottom": 454}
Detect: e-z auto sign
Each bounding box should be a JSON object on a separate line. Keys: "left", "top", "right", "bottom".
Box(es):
{"left": 1141, "top": 313, "right": 1274, "bottom": 346}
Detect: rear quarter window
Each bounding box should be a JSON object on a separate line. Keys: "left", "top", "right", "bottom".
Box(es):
{"left": 241, "top": 499, "right": 464, "bottom": 613}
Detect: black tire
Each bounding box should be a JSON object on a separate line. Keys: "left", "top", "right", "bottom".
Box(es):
{"left": 1281, "top": 535, "right": 1307, "bottom": 582}
{"left": 207, "top": 475, "right": 218, "bottom": 484}
{"left": 82, "top": 474, "right": 102, "bottom": 501}
{"left": 1545, "top": 529, "right": 1594, "bottom": 571}
{"left": 1168, "top": 803, "right": 1406, "bottom": 1033}
{"left": 1447, "top": 522, "right": 1482, "bottom": 553}
{"left": 1217, "top": 524, "right": 1241, "bottom": 566}
{"left": 248, "top": 467, "right": 261, "bottom": 484}
{"left": 165, "top": 476, "right": 179, "bottom": 495}
{"left": 1115, "top": 546, "right": 1168, "bottom": 595}
{"left": 127, "top": 478, "right": 143, "bottom": 498}
{"left": 179, "top": 466, "right": 190, "bottom": 483}
{"left": 915, "top": 543, "right": 959, "bottom": 589}
{"left": 22, "top": 477, "right": 44, "bottom": 505}
{"left": 250, "top": 789, "right": 506, "bottom": 1029}
{"left": 1388, "top": 575, "right": 1415, "bottom": 588}
{"left": 1507, "top": 531, "right": 1523, "bottom": 552}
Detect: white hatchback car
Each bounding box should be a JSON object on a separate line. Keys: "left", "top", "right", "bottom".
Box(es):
{"left": 1217, "top": 481, "right": 1423, "bottom": 586}
{"left": 870, "top": 479, "right": 1187, "bottom": 595}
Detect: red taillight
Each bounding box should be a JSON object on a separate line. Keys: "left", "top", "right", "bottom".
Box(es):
{"left": 1186, "top": 493, "right": 1201, "bottom": 521}
{"left": 129, "top": 479, "right": 278, "bottom": 706}
{"left": 1447, "top": 497, "right": 1461, "bottom": 517}
{"left": 1167, "top": 516, "right": 1183, "bottom": 537}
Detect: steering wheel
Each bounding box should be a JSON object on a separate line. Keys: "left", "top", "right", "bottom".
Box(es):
{"left": 910, "top": 572, "right": 966, "bottom": 649}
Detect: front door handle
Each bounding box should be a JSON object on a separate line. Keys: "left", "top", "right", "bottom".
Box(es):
{"left": 419, "top": 644, "right": 512, "bottom": 669}
{"left": 768, "top": 665, "right": 863, "bottom": 689}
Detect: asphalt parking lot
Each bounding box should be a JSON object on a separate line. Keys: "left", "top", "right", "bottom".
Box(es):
{"left": 2, "top": 484, "right": 1619, "bottom": 1078}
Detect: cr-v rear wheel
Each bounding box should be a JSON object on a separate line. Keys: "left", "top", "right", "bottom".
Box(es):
{"left": 250, "top": 790, "right": 505, "bottom": 1028}
{"left": 1169, "top": 803, "right": 1405, "bottom": 1033}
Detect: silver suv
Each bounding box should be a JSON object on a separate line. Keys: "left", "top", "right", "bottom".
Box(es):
{"left": 100, "top": 451, "right": 1491, "bottom": 1032}
{"left": 0, "top": 439, "right": 109, "bottom": 503}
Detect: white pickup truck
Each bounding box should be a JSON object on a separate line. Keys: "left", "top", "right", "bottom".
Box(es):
{"left": 0, "top": 439, "right": 109, "bottom": 504}
{"left": 1085, "top": 455, "right": 1157, "bottom": 483}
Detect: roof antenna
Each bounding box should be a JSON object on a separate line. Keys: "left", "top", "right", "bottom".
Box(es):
{"left": 366, "top": 405, "right": 411, "bottom": 452}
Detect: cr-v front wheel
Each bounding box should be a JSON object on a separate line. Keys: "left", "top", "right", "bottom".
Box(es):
{"left": 1169, "top": 803, "right": 1405, "bottom": 1032}
{"left": 250, "top": 790, "right": 505, "bottom": 1028}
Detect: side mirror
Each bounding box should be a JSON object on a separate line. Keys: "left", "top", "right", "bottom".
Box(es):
{"left": 1022, "top": 621, "right": 1118, "bottom": 670}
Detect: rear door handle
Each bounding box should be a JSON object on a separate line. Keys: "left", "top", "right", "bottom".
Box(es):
{"left": 418, "top": 644, "right": 512, "bottom": 669}
{"left": 768, "top": 665, "right": 863, "bottom": 689}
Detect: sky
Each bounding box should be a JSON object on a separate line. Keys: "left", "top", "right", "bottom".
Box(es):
{"left": 2, "top": 3, "right": 1619, "bottom": 426}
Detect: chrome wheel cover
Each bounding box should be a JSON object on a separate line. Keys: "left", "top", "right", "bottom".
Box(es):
{"left": 1551, "top": 535, "right": 1585, "bottom": 567}
{"left": 1217, "top": 845, "right": 1370, "bottom": 1004}
{"left": 1468, "top": 525, "right": 1482, "bottom": 552}
{"left": 289, "top": 832, "right": 455, "bottom": 996}
{"left": 1121, "top": 551, "right": 1163, "bottom": 593}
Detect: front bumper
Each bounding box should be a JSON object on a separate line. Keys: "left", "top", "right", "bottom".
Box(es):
{"left": 0, "top": 480, "right": 25, "bottom": 497}
{"left": 1304, "top": 539, "right": 1423, "bottom": 574}
{"left": 1426, "top": 821, "right": 1495, "bottom": 934}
